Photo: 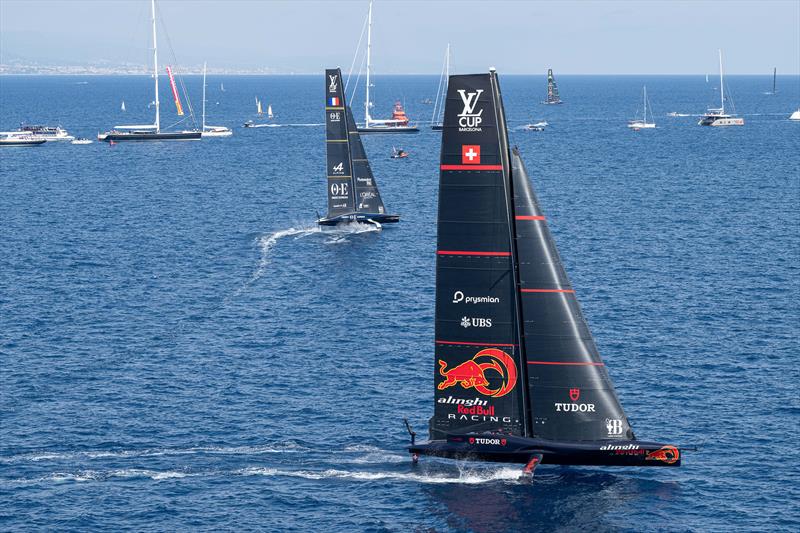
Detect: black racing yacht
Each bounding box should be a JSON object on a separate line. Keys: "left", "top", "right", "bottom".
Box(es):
{"left": 406, "top": 69, "right": 681, "bottom": 477}
{"left": 318, "top": 68, "right": 399, "bottom": 227}
{"left": 541, "top": 68, "right": 563, "bottom": 105}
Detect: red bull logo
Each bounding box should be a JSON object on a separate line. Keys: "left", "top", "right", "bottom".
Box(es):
{"left": 437, "top": 348, "right": 517, "bottom": 398}
{"left": 645, "top": 445, "right": 680, "bottom": 465}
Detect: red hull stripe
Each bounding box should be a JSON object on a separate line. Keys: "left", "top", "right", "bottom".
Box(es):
{"left": 436, "top": 340, "right": 517, "bottom": 347}
{"left": 527, "top": 361, "right": 605, "bottom": 366}
{"left": 437, "top": 250, "right": 511, "bottom": 256}
{"left": 440, "top": 164, "right": 504, "bottom": 171}
{"left": 521, "top": 288, "right": 575, "bottom": 293}
{"left": 515, "top": 215, "right": 546, "bottom": 220}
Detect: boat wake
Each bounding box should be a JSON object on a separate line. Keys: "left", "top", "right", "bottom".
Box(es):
{"left": 237, "top": 466, "right": 524, "bottom": 485}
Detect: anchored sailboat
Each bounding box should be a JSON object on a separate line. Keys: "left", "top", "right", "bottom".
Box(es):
{"left": 431, "top": 44, "right": 451, "bottom": 131}
{"left": 355, "top": 1, "right": 419, "bottom": 134}
{"left": 201, "top": 62, "right": 232, "bottom": 137}
{"left": 318, "top": 68, "right": 399, "bottom": 227}
{"left": 628, "top": 86, "right": 656, "bottom": 129}
{"left": 406, "top": 69, "right": 681, "bottom": 476}
{"left": 541, "top": 68, "right": 562, "bottom": 105}
{"left": 98, "top": 0, "right": 200, "bottom": 142}
{"left": 698, "top": 50, "right": 744, "bottom": 127}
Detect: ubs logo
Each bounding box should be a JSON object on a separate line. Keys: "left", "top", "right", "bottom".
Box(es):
{"left": 457, "top": 89, "right": 484, "bottom": 132}
{"left": 328, "top": 74, "right": 338, "bottom": 93}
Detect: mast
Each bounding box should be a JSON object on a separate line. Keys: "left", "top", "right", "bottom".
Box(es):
{"left": 773, "top": 67, "right": 777, "bottom": 93}
{"left": 202, "top": 62, "right": 207, "bottom": 130}
{"left": 719, "top": 49, "right": 724, "bottom": 114}
{"left": 643, "top": 85, "right": 648, "bottom": 124}
{"left": 364, "top": 0, "right": 373, "bottom": 126}
{"left": 152, "top": 0, "right": 160, "bottom": 132}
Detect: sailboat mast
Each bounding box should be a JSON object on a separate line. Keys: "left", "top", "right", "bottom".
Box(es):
{"left": 718, "top": 49, "right": 724, "bottom": 114}
{"left": 151, "top": 0, "right": 160, "bottom": 132}
{"left": 202, "top": 62, "right": 207, "bottom": 130}
{"left": 643, "top": 86, "right": 647, "bottom": 123}
{"left": 773, "top": 67, "right": 777, "bottom": 93}
{"left": 365, "top": 0, "right": 373, "bottom": 126}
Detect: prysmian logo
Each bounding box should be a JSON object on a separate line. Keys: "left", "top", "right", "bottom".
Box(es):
{"left": 328, "top": 74, "right": 338, "bottom": 93}
{"left": 452, "top": 291, "right": 499, "bottom": 305}
{"left": 606, "top": 418, "right": 624, "bottom": 436}
{"left": 457, "top": 89, "right": 484, "bottom": 131}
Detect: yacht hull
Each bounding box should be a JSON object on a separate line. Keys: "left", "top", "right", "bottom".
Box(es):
{"left": 100, "top": 131, "right": 202, "bottom": 142}
{"left": 356, "top": 127, "right": 419, "bottom": 134}
{"left": 698, "top": 117, "right": 744, "bottom": 126}
{"left": 317, "top": 213, "right": 400, "bottom": 226}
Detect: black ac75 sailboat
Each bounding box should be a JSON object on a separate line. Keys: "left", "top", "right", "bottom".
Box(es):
{"left": 407, "top": 69, "right": 681, "bottom": 476}
{"left": 318, "top": 68, "right": 400, "bottom": 227}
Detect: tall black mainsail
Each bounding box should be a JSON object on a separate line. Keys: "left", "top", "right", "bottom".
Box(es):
{"left": 410, "top": 69, "right": 680, "bottom": 472}
{"left": 319, "top": 68, "right": 399, "bottom": 226}
{"left": 542, "top": 68, "right": 562, "bottom": 105}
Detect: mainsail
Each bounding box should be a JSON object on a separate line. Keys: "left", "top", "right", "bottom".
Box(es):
{"left": 543, "top": 68, "right": 562, "bottom": 105}
{"left": 431, "top": 70, "right": 631, "bottom": 443}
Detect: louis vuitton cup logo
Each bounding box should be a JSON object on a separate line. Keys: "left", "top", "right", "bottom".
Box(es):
{"left": 457, "top": 89, "right": 484, "bottom": 132}
{"left": 328, "top": 74, "right": 338, "bottom": 93}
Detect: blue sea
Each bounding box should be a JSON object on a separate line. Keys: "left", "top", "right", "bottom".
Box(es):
{"left": 1, "top": 74, "right": 798, "bottom": 531}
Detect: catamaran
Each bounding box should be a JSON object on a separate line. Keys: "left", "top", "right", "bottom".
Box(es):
{"left": 318, "top": 68, "right": 399, "bottom": 227}
{"left": 698, "top": 50, "right": 744, "bottom": 127}
{"left": 431, "top": 44, "right": 451, "bottom": 130}
{"left": 98, "top": 0, "right": 200, "bottom": 142}
{"left": 355, "top": 1, "right": 418, "bottom": 134}
{"left": 542, "top": 68, "right": 562, "bottom": 105}
{"left": 628, "top": 86, "right": 656, "bottom": 129}
{"left": 405, "top": 69, "right": 682, "bottom": 478}
{"left": 200, "top": 62, "right": 232, "bottom": 137}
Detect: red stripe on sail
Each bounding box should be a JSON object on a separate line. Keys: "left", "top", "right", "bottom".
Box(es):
{"left": 521, "top": 288, "right": 575, "bottom": 293}
{"left": 515, "top": 215, "right": 545, "bottom": 220}
{"left": 527, "top": 361, "right": 604, "bottom": 366}
{"left": 440, "top": 164, "right": 503, "bottom": 171}
{"left": 437, "top": 250, "right": 510, "bottom": 256}
{"left": 436, "top": 340, "right": 517, "bottom": 347}
{"left": 166, "top": 66, "right": 184, "bottom": 116}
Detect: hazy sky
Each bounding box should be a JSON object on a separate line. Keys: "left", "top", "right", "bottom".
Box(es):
{"left": 1, "top": 0, "right": 798, "bottom": 74}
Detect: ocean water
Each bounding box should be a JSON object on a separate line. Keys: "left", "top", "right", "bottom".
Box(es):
{"left": 1, "top": 74, "right": 798, "bottom": 532}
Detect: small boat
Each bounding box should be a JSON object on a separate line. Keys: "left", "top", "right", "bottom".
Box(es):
{"left": 71, "top": 138, "right": 93, "bottom": 145}
{"left": 16, "top": 124, "right": 74, "bottom": 141}
{"left": 318, "top": 68, "right": 399, "bottom": 226}
{"left": 420, "top": 98, "right": 433, "bottom": 105}
{"left": 267, "top": 104, "right": 274, "bottom": 120}
{"left": 628, "top": 86, "right": 656, "bottom": 129}
{"left": 541, "top": 68, "right": 563, "bottom": 105}
{"left": 200, "top": 62, "right": 232, "bottom": 137}
{"left": 667, "top": 112, "right": 690, "bottom": 117}
{"left": 431, "top": 43, "right": 451, "bottom": 130}
{"left": 405, "top": 68, "right": 682, "bottom": 478}
{"left": 524, "top": 121, "right": 548, "bottom": 131}
{"left": 0, "top": 134, "right": 46, "bottom": 146}
{"left": 98, "top": 0, "right": 201, "bottom": 142}
{"left": 789, "top": 109, "right": 800, "bottom": 121}
{"left": 698, "top": 50, "right": 744, "bottom": 127}
{"left": 121, "top": 100, "right": 126, "bottom": 112}
{"left": 256, "top": 98, "right": 264, "bottom": 116}
{"left": 355, "top": 2, "right": 419, "bottom": 134}
{"left": 390, "top": 147, "right": 408, "bottom": 159}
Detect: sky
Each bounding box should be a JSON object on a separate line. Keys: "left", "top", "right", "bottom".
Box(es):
{"left": 1, "top": 0, "right": 798, "bottom": 74}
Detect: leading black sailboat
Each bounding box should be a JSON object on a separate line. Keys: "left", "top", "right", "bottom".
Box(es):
{"left": 318, "top": 68, "right": 399, "bottom": 226}
{"left": 541, "top": 68, "right": 563, "bottom": 105}
{"left": 408, "top": 69, "right": 681, "bottom": 475}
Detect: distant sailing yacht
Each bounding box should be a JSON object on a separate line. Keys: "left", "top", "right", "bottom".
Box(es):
{"left": 318, "top": 68, "right": 399, "bottom": 226}
{"left": 765, "top": 67, "right": 777, "bottom": 95}
{"left": 220, "top": 82, "right": 226, "bottom": 92}
{"left": 431, "top": 43, "right": 451, "bottom": 130}
{"left": 200, "top": 62, "right": 232, "bottom": 137}
{"left": 789, "top": 109, "right": 800, "bottom": 121}
{"left": 698, "top": 50, "right": 744, "bottom": 127}
{"left": 405, "top": 68, "right": 682, "bottom": 477}
{"left": 356, "top": 1, "right": 419, "bottom": 134}
{"left": 267, "top": 104, "right": 274, "bottom": 120}
{"left": 121, "top": 100, "right": 126, "bottom": 112}
{"left": 628, "top": 86, "right": 656, "bottom": 129}
{"left": 98, "top": 0, "right": 200, "bottom": 142}
{"left": 541, "top": 68, "right": 562, "bottom": 105}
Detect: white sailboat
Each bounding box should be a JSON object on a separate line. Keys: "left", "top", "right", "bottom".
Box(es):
{"left": 220, "top": 82, "right": 225, "bottom": 92}
{"left": 201, "top": 62, "right": 232, "bottom": 137}
{"left": 789, "top": 109, "right": 800, "bottom": 121}
{"left": 628, "top": 86, "right": 656, "bottom": 129}
{"left": 698, "top": 50, "right": 744, "bottom": 127}
{"left": 431, "top": 43, "right": 450, "bottom": 130}
{"left": 267, "top": 104, "right": 274, "bottom": 119}
{"left": 356, "top": 0, "right": 418, "bottom": 133}
{"left": 121, "top": 100, "right": 126, "bottom": 112}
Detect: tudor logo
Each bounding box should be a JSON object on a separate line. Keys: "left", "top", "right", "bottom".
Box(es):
{"left": 328, "top": 74, "right": 338, "bottom": 93}
{"left": 332, "top": 162, "right": 344, "bottom": 174}
{"left": 468, "top": 437, "right": 506, "bottom": 446}
{"left": 569, "top": 388, "right": 580, "bottom": 402}
{"left": 555, "top": 388, "right": 596, "bottom": 413}
{"left": 606, "top": 418, "right": 624, "bottom": 436}
{"left": 457, "top": 89, "right": 484, "bottom": 131}
{"left": 330, "top": 183, "right": 348, "bottom": 196}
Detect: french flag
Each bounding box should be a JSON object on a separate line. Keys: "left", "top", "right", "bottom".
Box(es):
{"left": 328, "top": 96, "right": 340, "bottom": 106}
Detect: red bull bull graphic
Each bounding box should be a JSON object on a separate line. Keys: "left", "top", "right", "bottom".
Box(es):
{"left": 437, "top": 348, "right": 517, "bottom": 398}
{"left": 645, "top": 445, "right": 680, "bottom": 465}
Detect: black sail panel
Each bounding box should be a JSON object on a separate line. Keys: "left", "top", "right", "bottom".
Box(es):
{"left": 511, "top": 149, "right": 634, "bottom": 442}
{"left": 324, "top": 68, "right": 355, "bottom": 217}
{"left": 345, "top": 106, "right": 386, "bottom": 214}
{"left": 546, "top": 69, "right": 561, "bottom": 104}
{"left": 431, "top": 73, "right": 526, "bottom": 439}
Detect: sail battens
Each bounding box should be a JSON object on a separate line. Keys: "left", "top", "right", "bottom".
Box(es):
{"left": 436, "top": 340, "right": 517, "bottom": 347}
{"left": 527, "top": 361, "right": 605, "bottom": 366}
{"left": 521, "top": 288, "right": 575, "bottom": 293}
{"left": 437, "top": 250, "right": 510, "bottom": 256}
{"left": 440, "top": 164, "right": 503, "bottom": 171}
{"left": 325, "top": 107, "right": 345, "bottom": 111}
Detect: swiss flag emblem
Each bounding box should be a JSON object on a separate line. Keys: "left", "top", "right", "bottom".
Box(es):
{"left": 462, "top": 145, "right": 480, "bottom": 165}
